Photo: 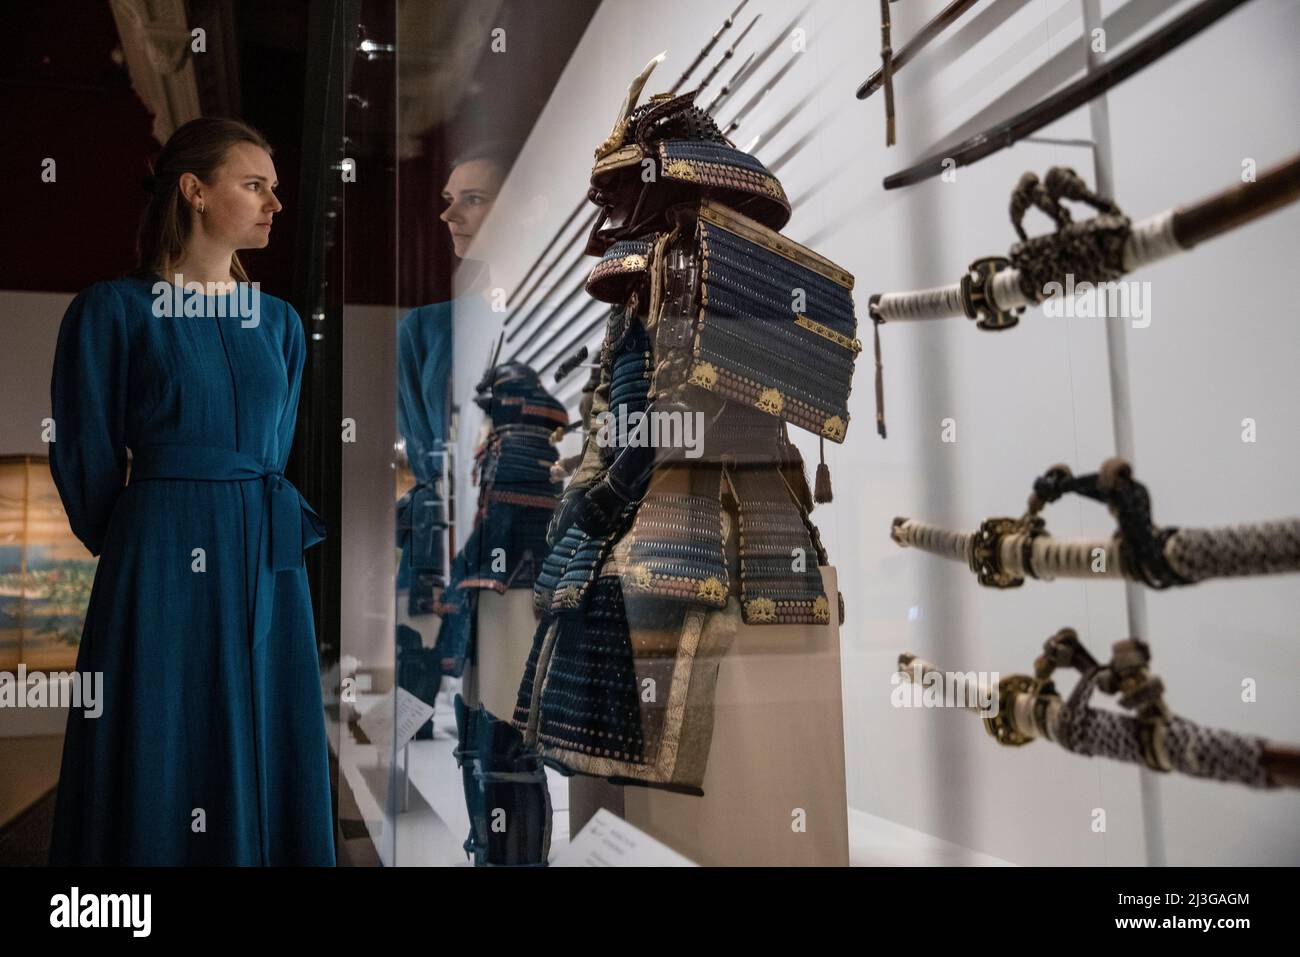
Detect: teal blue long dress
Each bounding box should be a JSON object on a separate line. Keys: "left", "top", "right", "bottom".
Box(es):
{"left": 47, "top": 275, "right": 335, "bottom": 866}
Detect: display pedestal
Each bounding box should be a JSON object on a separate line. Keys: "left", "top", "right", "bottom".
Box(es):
{"left": 464, "top": 588, "right": 537, "bottom": 720}
{"left": 613, "top": 565, "right": 849, "bottom": 866}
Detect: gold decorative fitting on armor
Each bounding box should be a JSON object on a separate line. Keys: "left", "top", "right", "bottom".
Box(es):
{"left": 746, "top": 597, "right": 777, "bottom": 622}
{"left": 620, "top": 254, "right": 647, "bottom": 270}
{"left": 592, "top": 145, "right": 644, "bottom": 178}
{"left": 821, "top": 416, "right": 847, "bottom": 441}
{"left": 631, "top": 564, "right": 653, "bottom": 589}
{"left": 595, "top": 118, "right": 629, "bottom": 161}
{"left": 696, "top": 577, "right": 726, "bottom": 603}
{"left": 793, "top": 315, "right": 863, "bottom": 353}
{"left": 664, "top": 159, "right": 698, "bottom": 181}
{"left": 812, "top": 595, "right": 830, "bottom": 622}
{"left": 755, "top": 388, "right": 785, "bottom": 416}
{"left": 688, "top": 361, "right": 718, "bottom": 389}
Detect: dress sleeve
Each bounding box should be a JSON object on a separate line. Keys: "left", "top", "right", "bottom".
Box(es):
{"left": 49, "top": 281, "right": 131, "bottom": 557}
{"left": 277, "top": 301, "right": 307, "bottom": 473}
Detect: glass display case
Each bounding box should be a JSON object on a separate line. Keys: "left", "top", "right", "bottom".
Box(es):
{"left": 327, "top": 0, "right": 1300, "bottom": 867}
{"left": 6, "top": 0, "right": 1295, "bottom": 874}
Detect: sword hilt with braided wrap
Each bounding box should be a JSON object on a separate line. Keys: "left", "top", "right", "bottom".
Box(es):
{"left": 891, "top": 458, "right": 1300, "bottom": 588}
{"left": 898, "top": 630, "right": 1300, "bottom": 789}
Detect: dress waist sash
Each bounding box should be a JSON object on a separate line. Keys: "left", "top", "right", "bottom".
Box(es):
{"left": 129, "top": 444, "right": 326, "bottom": 651}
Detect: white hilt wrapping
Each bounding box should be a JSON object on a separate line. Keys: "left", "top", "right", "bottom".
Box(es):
{"left": 890, "top": 518, "right": 1122, "bottom": 582}
{"left": 871, "top": 282, "right": 967, "bottom": 322}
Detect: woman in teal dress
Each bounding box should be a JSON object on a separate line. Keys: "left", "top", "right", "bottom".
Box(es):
{"left": 48, "top": 118, "right": 334, "bottom": 865}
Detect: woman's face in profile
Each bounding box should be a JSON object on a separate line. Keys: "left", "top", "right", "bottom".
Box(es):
{"left": 186, "top": 141, "right": 283, "bottom": 251}
{"left": 440, "top": 158, "right": 501, "bottom": 258}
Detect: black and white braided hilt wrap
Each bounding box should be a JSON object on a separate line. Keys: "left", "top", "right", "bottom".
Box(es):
{"left": 1046, "top": 630, "right": 1274, "bottom": 788}
{"left": 1007, "top": 167, "right": 1131, "bottom": 306}
{"left": 900, "top": 629, "right": 1289, "bottom": 789}
{"left": 891, "top": 458, "right": 1300, "bottom": 588}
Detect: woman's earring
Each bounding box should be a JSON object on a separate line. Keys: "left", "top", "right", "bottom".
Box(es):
{"left": 197, "top": 202, "right": 205, "bottom": 213}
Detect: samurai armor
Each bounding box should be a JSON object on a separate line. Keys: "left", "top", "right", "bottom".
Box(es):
{"left": 512, "top": 63, "right": 855, "bottom": 794}
{"left": 395, "top": 624, "right": 440, "bottom": 740}
{"left": 687, "top": 201, "right": 860, "bottom": 442}
{"left": 453, "top": 695, "right": 551, "bottom": 866}
{"left": 435, "top": 362, "right": 564, "bottom": 676}
{"left": 396, "top": 476, "right": 449, "bottom": 615}
{"left": 516, "top": 576, "right": 738, "bottom": 796}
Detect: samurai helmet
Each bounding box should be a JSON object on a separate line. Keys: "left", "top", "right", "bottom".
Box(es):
{"left": 586, "top": 53, "right": 790, "bottom": 255}
{"left": 474, "top": 360, "right": 568, "bottom": 430}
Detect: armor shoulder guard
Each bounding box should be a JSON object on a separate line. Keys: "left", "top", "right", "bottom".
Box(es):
{"left": 681, "top": 200, "right": 861, "bottom": 443}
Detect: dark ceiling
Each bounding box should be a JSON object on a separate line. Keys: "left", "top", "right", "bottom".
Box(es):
{"left": 0, "top": 0, "right": 598, "bottom": 303}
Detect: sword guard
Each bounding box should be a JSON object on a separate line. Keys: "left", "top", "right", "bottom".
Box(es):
{"left": 984, "top": 673, "right": 1043, "bottom": 746}
{"left": 961, "top": 256, "right": 1022, "bottom": 330}
{"left": 972, "top": 515, "right": 1041, "bottom": 588}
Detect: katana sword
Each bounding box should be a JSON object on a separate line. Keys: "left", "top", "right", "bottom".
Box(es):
{"left": 882, "top": 0, "right": 1255, "bottom": 189}
{"left": 878, "top": 1, "right": 895, "bottom": 146}
{"left": 857, "top": 0, "right": 979, "bottom": 101}
{"left": 891, "top": 459, "right": 1300, "bottom": 589}
{"left": 898, "top": 629, "right": 1300, "bottom": 789}
{"left": 862, "top": 0, "right": 981, "bottom": 146}
{"left": 870, "top": 154, "right": 1300, "bottom": 328}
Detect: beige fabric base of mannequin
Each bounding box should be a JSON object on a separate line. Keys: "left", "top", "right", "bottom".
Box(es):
{"left": 571, "top": 566, "right": 849, "bottom": 866}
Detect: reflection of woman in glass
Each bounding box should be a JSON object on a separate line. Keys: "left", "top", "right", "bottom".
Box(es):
{"left": 441, "top": 150, "right": 505, "bottom": 261}
{"left": 397, "top": 143, "right": 506, "bottom": 621}
{"left": 48, "top": 117, "right": 334, "bottom": 865}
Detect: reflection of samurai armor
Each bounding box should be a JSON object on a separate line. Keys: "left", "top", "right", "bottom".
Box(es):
{"left": 435, "top": 362, "right": 566, "bottom": 676}
{"left": 513, "top": 65, "right": 861, "bottom": 794}
{"left": 395, "top": 624, "right": 441, "bottom": 740}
